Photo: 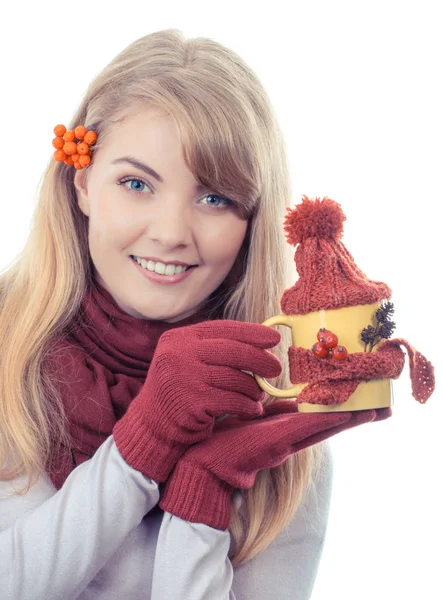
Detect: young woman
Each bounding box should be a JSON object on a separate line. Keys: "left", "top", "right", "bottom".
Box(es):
{"left": 0, "top": 29, "right": 387, "bottom": 599}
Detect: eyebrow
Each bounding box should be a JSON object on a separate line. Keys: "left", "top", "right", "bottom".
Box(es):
{"left": 112, "top": 157, "right": 165, "bottom": 182}
{"left": 112, "top": 156, "right": 206, "bottom": 192}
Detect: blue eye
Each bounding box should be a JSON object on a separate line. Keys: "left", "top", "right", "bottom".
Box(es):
{"left": 129, "top": 180, "right": 145, "bottom": 192}
{"left": 119, "top": 177, "right": 151, "bottom": 194}
{"left": 201, "top": 194, "right": 232, "bottom": 208}
{"left": 118, "top": 178, "right": 233, "bottom": 209}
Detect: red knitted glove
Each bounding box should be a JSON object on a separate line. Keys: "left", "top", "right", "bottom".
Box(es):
{"left": 159, "top": 403, "right": 392, "bottom": 529}
{"left": 113, "top": 320, "right": 281, "bottom": 482}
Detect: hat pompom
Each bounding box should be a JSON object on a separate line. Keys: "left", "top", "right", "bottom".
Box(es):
{"left": 284, "top": 195, "right": 346, "bottom": 246}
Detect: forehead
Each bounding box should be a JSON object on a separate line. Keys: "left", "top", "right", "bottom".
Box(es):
{"left": 103, "top": 104, "right": 179, "bottom": 153}
{"left": 96, "top": 103, "right": 206, "bottom": 192}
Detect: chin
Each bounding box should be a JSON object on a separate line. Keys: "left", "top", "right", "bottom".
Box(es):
{"left": 130, "top": 303, "right": 196, "bottom": 323}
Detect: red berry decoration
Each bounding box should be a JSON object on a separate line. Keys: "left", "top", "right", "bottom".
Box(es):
{"left": 317, "top": 328, "right": 339, "bottom": 349}
{"left": 311, "top": 342, "right": 330, "bottom": 358}
{"left": 332, "top": 346, "right": 348, "bottom": 360}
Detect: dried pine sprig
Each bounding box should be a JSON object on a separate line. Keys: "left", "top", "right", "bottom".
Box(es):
{"left": 361, "top": 325, "right": 377, "bottom": 346}
{"left": 375, "top": 301, "right": 395, "bottom": 323}
{"left": 379, "top": 320, "right": 396, "bottom": 339}
{"left": 361, "top": 301, "right": 396, "bottom": 352}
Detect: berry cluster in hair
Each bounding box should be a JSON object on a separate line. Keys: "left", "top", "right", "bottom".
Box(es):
{"left": 52, "top": 124, "right": 98, "bottom": 170}
{"left": 311, "top": 328, "right": 348, "bottom": 361}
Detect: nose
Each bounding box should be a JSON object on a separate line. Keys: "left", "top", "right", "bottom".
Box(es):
{"left": 146, "top": 197, "right": 192, "bottom": 248}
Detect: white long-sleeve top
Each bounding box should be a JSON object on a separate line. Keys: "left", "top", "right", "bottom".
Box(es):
{"left": 0, "top": 437, "right": 332, "bottom": 599}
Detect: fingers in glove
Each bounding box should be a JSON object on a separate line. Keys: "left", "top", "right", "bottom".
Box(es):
{"left": 262, "top": 400, "right": 299, "bottom": 417}
{"left": 204, "top": 388, "right": 264, "bottom": 419}
{"left": 299, "top": 410, "right": 378, "bottom": 448}
{"left": 198, "top": 338, "right": 282, "bottom": 378}
{"left": 186, "top": 320, "right": 281, "bottom": 349}
{"left": 207, "top": 367, "right": 264, "bottom": 400}
{"left": 237, "top": 399, "right": 299, "bottom": 421}
{"left": 251, "top": 411, "right": 362, "bottom": 457}
{"left": 285, "top": 409, "right": 379, "bottom": 451}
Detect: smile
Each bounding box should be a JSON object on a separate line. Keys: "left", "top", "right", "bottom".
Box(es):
{"left": 131, "top": 256, "right": 197, "bottom": 285}
{"left": 132, "top": 255, "right": 191, "bottom": 275}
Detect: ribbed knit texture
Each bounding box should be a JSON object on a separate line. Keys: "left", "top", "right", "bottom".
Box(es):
{"left": 160, "top": 463, "right": 233, "bottom": 530}
{"left": 160, "top": 403, "right": 392, "bottom": 530}
{"left": 45, "top": 279, "right": 210, "bottom": 489}
{"left": 278, "top": 195, "right": 435, "bottom": 409}
{"left": 113, "top": 320, "right": 281, "bottom": 482}
{"left": 280, "top": 196, "right": 391, "bottom": 315}
{"left": 45, "top": 279, "right": 283, "bottom": 487}
{"left": 112, "top": 413, "right": 187, "bottom": 482}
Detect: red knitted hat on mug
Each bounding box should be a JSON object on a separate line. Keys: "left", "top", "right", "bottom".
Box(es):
{"left": 281, "top": 195, "right": 435, "bottom": 406}
{"left": 280, "top": 195, "right": 391, "bottom": 315}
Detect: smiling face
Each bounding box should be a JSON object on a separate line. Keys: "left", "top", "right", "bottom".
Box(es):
{"left": 74, "top": 104, "right": 249, "bottom": 322}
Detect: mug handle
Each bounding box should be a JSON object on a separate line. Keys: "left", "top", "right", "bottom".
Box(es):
{"left": 254, "top": 314, "right": 304, "bottom": 398}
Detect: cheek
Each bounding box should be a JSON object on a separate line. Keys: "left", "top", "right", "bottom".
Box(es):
{"left": 202, "top": 217, "right": 248, "bottom": 265}
{"left": 88, "top": 188, "right": 141, "bottom": 247}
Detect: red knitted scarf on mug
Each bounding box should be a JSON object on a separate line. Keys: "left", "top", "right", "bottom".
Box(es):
{"left": 45, "top": 280, "right": 209, "bottom": 490}
{"left": 289, "top": 339, "right": 435, "bottom": 405}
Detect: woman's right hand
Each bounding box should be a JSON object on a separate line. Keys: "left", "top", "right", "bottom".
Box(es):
{"left": 113, "top": 320, "right": 282, "bottom": 482}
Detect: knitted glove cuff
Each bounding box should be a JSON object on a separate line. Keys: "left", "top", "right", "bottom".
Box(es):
{"left": 113, "top": 414, "right": 186, "bottom": 483}
{"left": 160, "top": 460, "right": 234, "bottom": 531}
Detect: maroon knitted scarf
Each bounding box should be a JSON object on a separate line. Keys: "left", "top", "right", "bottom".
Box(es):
{"left": 46, "top": 280, "right": 209, "bottom": 489}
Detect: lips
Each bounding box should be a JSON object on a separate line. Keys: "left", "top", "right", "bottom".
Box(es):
{"left": 130, "top": 254, "right": 198, "bottom": 278}
{"left": 131, "top": 255, "right": 196, "bottom": 267}
{"left": 131, "top": 255, "right": 197, "bottom": 285}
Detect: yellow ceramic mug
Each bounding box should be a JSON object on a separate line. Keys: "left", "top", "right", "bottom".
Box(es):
{"left": 254, "top": 303, "right": 393, "bottom": 412}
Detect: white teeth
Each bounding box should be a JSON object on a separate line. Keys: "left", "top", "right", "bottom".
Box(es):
{"left": 133, "top": 256, "right": 189, "bottom": 276}
{"left": 165, "top": 264, "right": 176, "bottom": 275}
{"left": 154, "top": 262, "right": 166, "bottom": 275}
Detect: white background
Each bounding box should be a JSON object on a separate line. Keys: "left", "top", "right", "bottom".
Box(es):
{"left": 0, "top": 1, "right": 441, "bottom": 598}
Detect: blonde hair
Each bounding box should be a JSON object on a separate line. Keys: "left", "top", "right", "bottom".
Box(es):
{"left": 0, "top": 29, "right": 323, "bottom": 566}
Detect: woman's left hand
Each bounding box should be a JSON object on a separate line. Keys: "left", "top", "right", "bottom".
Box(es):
{"left": 159, "top": 402, "right": 391, "bottom": 530}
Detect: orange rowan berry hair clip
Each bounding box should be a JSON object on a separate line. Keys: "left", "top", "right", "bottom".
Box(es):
{"left": 52, "top": 124, "right": 98, "bottom": 170}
